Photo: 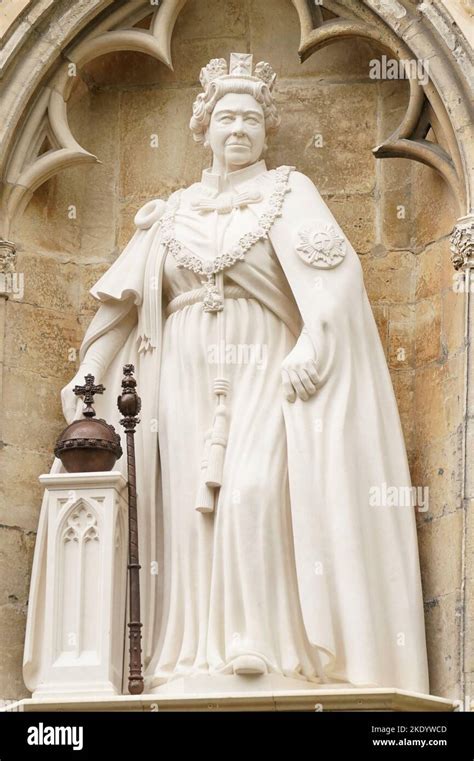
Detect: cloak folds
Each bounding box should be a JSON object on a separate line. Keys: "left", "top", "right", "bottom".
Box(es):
{"left": 23, "top": 167, "right": 429, "bottom": 695}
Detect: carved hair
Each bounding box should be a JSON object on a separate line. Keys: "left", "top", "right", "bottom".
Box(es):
{"left": 189, "top": 77, "right": 281, "bottom": 144}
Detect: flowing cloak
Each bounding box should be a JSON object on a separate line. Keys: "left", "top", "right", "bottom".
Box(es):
{"left": 23, "top": 166, "right": 430, "bottom": 694}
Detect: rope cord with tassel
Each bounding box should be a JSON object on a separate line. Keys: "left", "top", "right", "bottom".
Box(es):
{"left": 195, "top": 274, "right": 230, "bottom": 513}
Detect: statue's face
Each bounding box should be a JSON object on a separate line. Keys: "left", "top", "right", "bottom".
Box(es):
{"left": 207, "top": 92, "right": 266, "bottom": 171}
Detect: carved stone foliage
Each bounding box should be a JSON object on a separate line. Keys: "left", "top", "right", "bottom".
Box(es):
{"left": 0, "top": 239, "right": 16, "bottom": 274}
{"left": 450, "top": 215, "right": 474, "bottom": 270}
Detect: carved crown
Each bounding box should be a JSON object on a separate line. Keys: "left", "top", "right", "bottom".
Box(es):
{"left": 199, "top": 53, "right": 277, "bottom": 92}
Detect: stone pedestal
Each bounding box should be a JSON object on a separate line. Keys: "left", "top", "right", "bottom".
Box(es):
{"left": 7, "top": 689, "right": 457, "bottom": 713}
{"left": 31, "top": 472, "right": 128, "bottom": 700}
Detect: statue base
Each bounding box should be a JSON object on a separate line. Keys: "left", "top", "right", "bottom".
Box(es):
{"left": 150, "top": 674, "right": 352, "bottom": 694}
{"left": 8, "top": 689, "right": 457, "bottom": 712}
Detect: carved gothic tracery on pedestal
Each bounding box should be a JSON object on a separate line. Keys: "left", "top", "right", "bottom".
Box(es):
{"left": 63, "top": 503, "right": 100, "bottom": 545}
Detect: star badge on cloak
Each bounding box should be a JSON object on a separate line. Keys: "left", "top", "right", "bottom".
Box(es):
{"left": 295, "top": 223, "right": 347, "bottom": 269}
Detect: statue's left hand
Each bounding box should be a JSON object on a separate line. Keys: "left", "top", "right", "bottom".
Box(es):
{"left": 281, "top": 329, "right": 319, "bottom": 403}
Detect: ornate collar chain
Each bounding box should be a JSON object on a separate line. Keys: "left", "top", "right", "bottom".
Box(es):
{"left": 159, "top": 165, "right": 294, "bottom": 311}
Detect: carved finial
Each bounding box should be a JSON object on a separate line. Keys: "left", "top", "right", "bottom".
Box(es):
{"left": 73, "top": 373, "right": 105, "bottom": 418}
{"left": 117, "top": 364, "right": 141, "bottom": 431}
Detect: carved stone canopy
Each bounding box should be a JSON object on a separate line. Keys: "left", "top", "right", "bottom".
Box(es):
{"left": 0, "top": 0, "right": 471, "bottom": 250}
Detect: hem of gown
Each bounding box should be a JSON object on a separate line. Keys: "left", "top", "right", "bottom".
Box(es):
{"left": 144, "top": 648, "right": 350, "bottom": 691}
{"left": 145, "top": 671, "right": 322, "bottom": 692}
{"left": 144, "top": 669, "right": 388, "bottom": 694}
{"left": 143, "top": 637, "right": 406, "bottom": 693}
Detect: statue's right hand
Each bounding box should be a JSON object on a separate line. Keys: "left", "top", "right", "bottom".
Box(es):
{"left": 60, "top": 380, "right": 79, "bottom": 424}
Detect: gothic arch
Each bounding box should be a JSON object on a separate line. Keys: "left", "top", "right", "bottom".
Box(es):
{"left": 0, "top": 0, "right": 472, "bottom": 257}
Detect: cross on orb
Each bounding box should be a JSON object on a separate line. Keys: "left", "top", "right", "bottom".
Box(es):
{"left": 73, "top": 374, "right": 105, "bottom": 418}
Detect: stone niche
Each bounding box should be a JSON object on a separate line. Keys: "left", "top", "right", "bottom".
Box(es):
{"left": 0, "top": 0, "right": 467, "bottom": 704}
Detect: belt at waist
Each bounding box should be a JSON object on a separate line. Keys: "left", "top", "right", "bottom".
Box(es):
{"left": 165, "top": 285, "right": 252, "bottom": 316}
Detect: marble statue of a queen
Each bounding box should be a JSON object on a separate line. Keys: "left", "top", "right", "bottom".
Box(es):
{"left": 24, "top": 53, "right": 429, "bottom": 694}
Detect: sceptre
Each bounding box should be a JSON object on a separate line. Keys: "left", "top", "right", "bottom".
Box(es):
{"left": 117, "top": 364, "right": 144, "bottom": 695}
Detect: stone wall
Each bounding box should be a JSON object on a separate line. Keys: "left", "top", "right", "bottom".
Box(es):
{"left": 410, "top": 159, "right": 464, "bottom": 701}
{"left": 0, "top": 0, "right": 465, "bottom": 700}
